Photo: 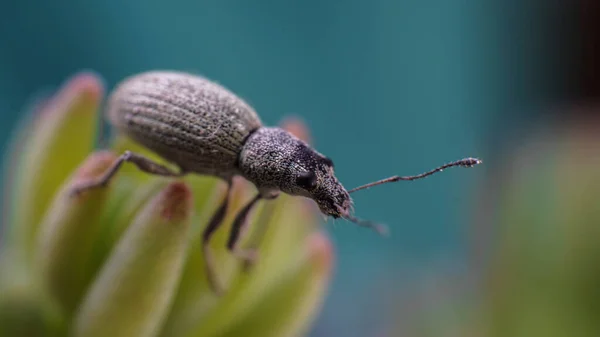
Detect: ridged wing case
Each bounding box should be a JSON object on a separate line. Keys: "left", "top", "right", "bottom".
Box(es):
{"left": 107, "top": 71, "right": 262, "bottom": 177}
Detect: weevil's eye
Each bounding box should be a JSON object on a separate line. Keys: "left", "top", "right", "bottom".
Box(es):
{"left": 296, "top": 171, "right": 318, "bottom": 190}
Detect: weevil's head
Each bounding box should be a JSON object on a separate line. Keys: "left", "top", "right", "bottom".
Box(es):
{"left": 239, "top": 127, "right": 352, "bottom": 218}
{"left": 286, "top": 154, "right": 352, "bottom": 219}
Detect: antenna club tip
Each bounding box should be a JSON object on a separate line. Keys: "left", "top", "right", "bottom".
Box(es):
{"left": 461, "top": 157, "right": 483, "bottom": 167}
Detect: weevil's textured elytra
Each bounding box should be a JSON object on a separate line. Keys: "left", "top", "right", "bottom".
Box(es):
{"left": 107, "top": 72, "right": 262, "bottom": 178}
{"left": 72, "top": 70, "right": 482, "bottom": 294}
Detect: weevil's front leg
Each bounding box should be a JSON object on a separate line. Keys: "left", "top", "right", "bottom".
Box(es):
{"left": 227, "top": 192, "right": 279, "bottom": 264}
{"left": 70, "top": 150, "right": 186, "bottom": 196}
{"left": 202, "top": 180, "right": 232, "bottom": 295}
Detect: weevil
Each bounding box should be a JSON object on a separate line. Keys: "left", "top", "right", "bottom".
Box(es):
{"left": 71, "top": 71, "right": 482, "bottom": 293}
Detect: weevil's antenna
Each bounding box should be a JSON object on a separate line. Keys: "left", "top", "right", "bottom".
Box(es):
{"left": 348, "top": 157, "right": 482, "bottom": 194}
{"left": 343, "top": 214, "right": 389, "bottom": 236}
{"left": 336, "top": 204, "right": 389, "bottom": 236}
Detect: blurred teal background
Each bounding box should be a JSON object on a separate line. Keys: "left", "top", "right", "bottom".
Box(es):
{"left": 0, "top": 0, "right": 577, "bottom": 336}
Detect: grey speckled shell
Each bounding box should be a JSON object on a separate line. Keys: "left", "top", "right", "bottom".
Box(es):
{"left": 106, "top": 71, "right": 262, "bottom": 178}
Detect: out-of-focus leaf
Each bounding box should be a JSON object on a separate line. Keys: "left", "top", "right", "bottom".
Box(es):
{"left": 10, "top": 72, "right": 103, "bottom": 259}
{"left": 2, "top": 92, "right": 50, "bottom": 239}
{"left": 36, "top": 151, "right": 116, "bottom": 314}
{"left": 186, "top": 196, "right": 318, "bottom": 337}
{"left": 73, "top": 182, "right": 193, "bottom": 337}
{"left": 159, "top": 177, "right": 264, "bottom": 337}
{"left": 0, "top": 285, "right": 50, "bottom": 337}
{"left": 218, "top": 231, "right": 333, "bottom": 337}
{"left": 0, "top": 256, "right": 64, "bottom": 337}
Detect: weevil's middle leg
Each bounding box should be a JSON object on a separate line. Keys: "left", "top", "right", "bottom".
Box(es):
{"left": 227, "top": 193, "right": 278, "bottom": 265}
{"left": 70, "top": 150, "right": 186, "bottom": 196}
{"left": 240, "top": 201, "right": 278, "bottom": 272}
{"left": 202, "top": 180, "right": 232, "bottom": 295}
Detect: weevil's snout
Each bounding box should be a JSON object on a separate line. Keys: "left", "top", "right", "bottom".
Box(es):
{"left": 290, "top": 162, "right": 353, "bottom": 218}
{"left": 315, "top": 185, "right": 352, "bottom": 218}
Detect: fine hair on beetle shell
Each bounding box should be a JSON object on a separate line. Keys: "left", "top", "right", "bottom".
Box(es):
{"left": 69, "top": 70, "right": 482, "bottom": 294}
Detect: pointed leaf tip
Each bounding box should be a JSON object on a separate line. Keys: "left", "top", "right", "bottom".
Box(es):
{"left": 281, "top": 117, "right": 312, "bottom": 144}
{"left": 72, "top": 151, "right": 118, "bottom": 185}
{"left": 68, "top": 71, "right": 105, "bottom": 100}
{"left": 158, "top": 182, "right": 193, "bottom": 221}
{"left": 41, "top": 72, "right": 104, "bottom": 119}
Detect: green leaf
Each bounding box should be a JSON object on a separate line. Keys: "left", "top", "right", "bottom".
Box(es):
{"left": 0, "top": 254, "right": 64, "bottom": 337}
{"left": 2, "top": 92, "right": 50, "bottom": 241}
{"left": 73, "top": 182, "right": 193, "bottom": 337}
{"left": 9, "top": 72, "right": 103, "bottom": 260}
{"left": 218, "top": 231, "right": 333, "bottom": 337}
{"left": 159, "top": 177, "right": 264, "bottom": 337}
{"left": 35, "top": 151, "right": 116, "bottom": 314}
{"left": 0, "top": 285, "right": 51, "bottom": 337}
{"left": 183, "top": 196, "right": 318, "bottom": 337}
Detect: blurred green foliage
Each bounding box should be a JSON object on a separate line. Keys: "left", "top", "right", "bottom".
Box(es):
{"left": 0, "top": 72, "right": 333, "bottom": 337}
